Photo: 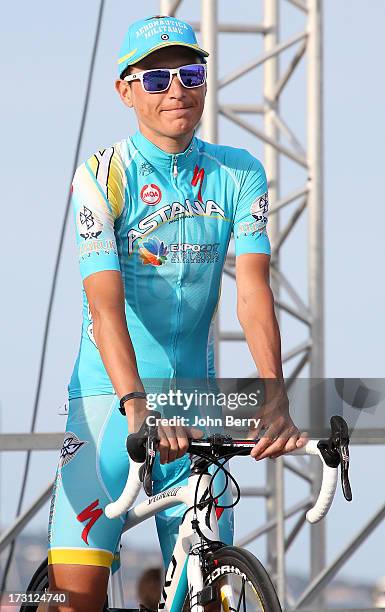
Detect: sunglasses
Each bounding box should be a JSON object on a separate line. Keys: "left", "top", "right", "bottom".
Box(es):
{"left": 123, "top": 63, "right": 207, "bottom": 93}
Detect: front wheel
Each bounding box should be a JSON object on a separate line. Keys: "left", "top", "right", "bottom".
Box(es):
{"left": 184, "top": 545, "right": 282, "bottom": 611}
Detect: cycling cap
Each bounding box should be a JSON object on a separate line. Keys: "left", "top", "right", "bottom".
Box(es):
{"left": 117, "top": 15, "right": 209, "bottom": 77}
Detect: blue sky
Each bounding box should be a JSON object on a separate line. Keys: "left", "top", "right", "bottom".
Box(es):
{"left": 1, "top": 0, "right": 385, "bottom": 587}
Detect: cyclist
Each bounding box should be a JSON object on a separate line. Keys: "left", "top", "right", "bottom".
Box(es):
{"left": 43, "top": 14, "right": 307, "bottom": 612}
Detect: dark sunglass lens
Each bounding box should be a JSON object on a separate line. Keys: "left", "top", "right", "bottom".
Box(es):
{"left": 180, "top": 65, "right": 205, "bottom": 87}
{"left": 143, "top": 70, "right": 170, "bottom": 92}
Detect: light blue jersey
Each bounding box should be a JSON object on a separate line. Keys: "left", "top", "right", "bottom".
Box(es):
{"left": 68, "top": 130, "right": 270, "bottom": 399}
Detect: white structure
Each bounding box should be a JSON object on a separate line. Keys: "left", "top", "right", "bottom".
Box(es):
{"left": 160, "top": 0, "right": 325, "bottom": 609}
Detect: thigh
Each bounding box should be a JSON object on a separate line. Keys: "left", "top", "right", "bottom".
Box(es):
{"left": 47, "top": 394, "right": 129, "bottom": 572}
{"left": 40, "top": 564, "right": 110, "bottom": 612}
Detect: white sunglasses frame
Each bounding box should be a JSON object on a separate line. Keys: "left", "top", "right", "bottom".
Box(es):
{"left": 122, "top": 63, "right": 207, "bottom": 93}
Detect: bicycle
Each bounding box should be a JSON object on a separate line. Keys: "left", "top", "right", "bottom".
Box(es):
{"left": 20, "top": 414, "right": 352, "bottom": 611}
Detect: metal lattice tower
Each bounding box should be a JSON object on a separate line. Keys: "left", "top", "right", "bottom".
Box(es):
{"left": 160, "top": 1, "right": 325, "bottom": 609}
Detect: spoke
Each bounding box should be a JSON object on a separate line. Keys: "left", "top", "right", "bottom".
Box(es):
{"left": 236, "top": 577, "right": 246, "bottom": 612}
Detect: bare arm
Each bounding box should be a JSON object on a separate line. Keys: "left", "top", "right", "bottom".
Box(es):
{"left": 83, "top": 270, "right": 146, "bottom": 432}
{"left": 236, "top": 253, "right": 283, "bottom": 383}
{"left": 236, "top": 253, "right": 307, "bottom": 459}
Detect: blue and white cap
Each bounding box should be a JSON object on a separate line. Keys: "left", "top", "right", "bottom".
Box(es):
{"left": 117, "top": 15, "right": 209, "bottom": 77}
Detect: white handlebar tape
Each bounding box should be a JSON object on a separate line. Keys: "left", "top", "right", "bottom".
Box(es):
{"left": 104, "top": 460, "right": 143, "bottom": 519}
{"left": 291, "top": 439, "right": 338, "bottom": 523}
{"left": 105, "top": 440, "right": 339, "bottom": 523}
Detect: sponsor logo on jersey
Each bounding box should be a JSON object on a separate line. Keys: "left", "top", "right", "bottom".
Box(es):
{"left": 237, "top": 220, "right": 267, "bottom": 238}
{"left": 191, "top": 165, "right": 205, "bottom": 203}
{"left": 128, "top": 199, "right": 226, "bottom": 255}
{"left": 76, "top": 499, "right": 103, "bottom": 545}
{"left": 140, "top": 183, "right": 162, "bottom": 206}
{"left": 250, "top": 192, "right": 269, "bottom": 220}
{"left": 78, "top": 238, "right": 117, "bottom": 259}
{"left": 139, "top": 161, "right": 155, "bottom": 176}
{"left": 59, "top": 432, "right": 87, "bottom": 468}
{"left": 170, "top": 243, "right": 220, "bottom": 264}
{"left": 139, "top": 237, "right": 169, "bottom": 266}
{"left": 77, "top": 205, "right": 104, "bottom": 240}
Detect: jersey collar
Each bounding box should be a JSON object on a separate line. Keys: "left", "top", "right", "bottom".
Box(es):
{"left": 130, "top": 129, "right": 198, "bottom": 172}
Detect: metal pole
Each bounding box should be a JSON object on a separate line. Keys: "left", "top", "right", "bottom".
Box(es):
{"left": 264, "top": 0, "right": 284, "bottom": 601}
{"left": 200, "top": 0, "right": 220, "bottom": 373}
{"left": 307, "top": 0, "right": 325, "bottom": 606}
{"left": 159, "top": 0, "right": 181, "bottom": 15}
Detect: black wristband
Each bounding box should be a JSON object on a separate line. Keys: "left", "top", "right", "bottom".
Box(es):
{"left": 119, "top": 391, "right": 147, "bottom": 416}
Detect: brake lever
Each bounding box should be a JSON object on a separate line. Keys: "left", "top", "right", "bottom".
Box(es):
{"left": 317, "top": 415, "right": 352, "bottom": 502}
{"left": 140, "top": 433, "right": 159, "bottom": 496}
{"left": 126, "top": 411, "right": 161, "bottom": 496}
{"left": 331, "top": 415, "right": 352, "bottom": 501}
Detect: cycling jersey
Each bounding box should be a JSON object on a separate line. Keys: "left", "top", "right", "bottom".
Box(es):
{"left": 67, "top": 129, "right": 270, "bottom": 399}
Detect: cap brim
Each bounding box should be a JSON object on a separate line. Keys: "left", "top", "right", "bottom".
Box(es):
{"left": 125, "top": 41, "right": 209, "bottom": 67}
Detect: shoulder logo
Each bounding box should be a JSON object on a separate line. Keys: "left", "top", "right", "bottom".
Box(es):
{"left": 140, "top": 184, "right": 162, "bottom": 206}
{"left": 78, "top": 205, "right": 103, "bottom": 240}
{"left": 250, "top": 192, "right": 269, "bottom": 219}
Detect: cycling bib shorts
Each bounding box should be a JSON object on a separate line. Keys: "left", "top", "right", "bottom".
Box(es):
{"left": 48, "top": 394, "right": 234, "bottom": 574}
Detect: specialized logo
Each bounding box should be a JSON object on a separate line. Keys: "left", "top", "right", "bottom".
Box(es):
{"left": 139, "top": 237, "right": 169, "bottom": 266}
{"left": 128, "top": 199, "right": 226, "bottom": 255}
{"left": 76, "top": 499, "right": 103, "bottom": 545}
{"left": 59, "top": 432, "right": 87, "bottom": 468}
{"left": 78, "top": 205, "right": 103, "bottom": 240}
{"left": 214, "top": 497, "right": 224, "bottom": 520}
{"left": 140, "top": 183, "right": 162, "bottom": 206}
{"left": 191, "top": 165, "right": 205, "bottom": 203}
{"left": 148, "top": 487, "right": 181, "bottom": 504}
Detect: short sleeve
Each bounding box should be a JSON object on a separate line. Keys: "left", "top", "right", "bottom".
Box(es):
{"left": 233, "top": 154, "right": 271, "bottom": 257}
{"left": 71, "top": 146, "right": 126, "bottom": 280}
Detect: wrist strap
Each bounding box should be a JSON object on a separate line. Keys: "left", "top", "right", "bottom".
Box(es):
{"left": 119, "top": 391, "right": 147, "bottom": 416}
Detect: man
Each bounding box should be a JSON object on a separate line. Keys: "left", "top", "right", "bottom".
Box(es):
{"left": 44, "top": 15, "right": 307, "bottom": 612}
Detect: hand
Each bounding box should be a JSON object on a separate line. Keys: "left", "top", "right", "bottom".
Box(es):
{"left": 123, "top": 401, "right": 203, "bottom": 464}
{"left": 157, "top": 422, "right": 203, "bottom": 464}
{"left": 248, "top": 392, "right": 308, "bottom": 461}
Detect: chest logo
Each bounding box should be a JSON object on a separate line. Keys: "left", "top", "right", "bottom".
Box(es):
{"left": 139, "top": 237, "right": 169, "bottom": 266}
{"left": 191, "top": 165, "right": 205, "bottom": 203}
{"left": 140, "top": 183, "right": 162, "bottom": 206}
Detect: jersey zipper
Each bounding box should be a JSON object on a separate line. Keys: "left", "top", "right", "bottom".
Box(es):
{"left": 172, "top": 155, "right": 178, "bottom": 178}
{"left": 171, "top": 155, "right": 183, "bottom": 379}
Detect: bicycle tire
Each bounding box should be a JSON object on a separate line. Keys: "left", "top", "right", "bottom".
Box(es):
{"left": 183, "top": 545, "right": 282, "bottom": 611}
{"left": 19, "top": 557, "right": 49, "bottom": 612}
{"left": 18, "top": 556, "right": 109, "bottom": 612}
